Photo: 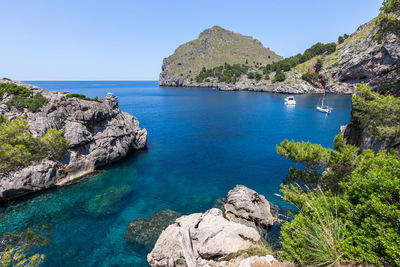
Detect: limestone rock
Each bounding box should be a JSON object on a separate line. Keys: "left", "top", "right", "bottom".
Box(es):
{"left": 147, "top": 208, "right": 261, "bottom": 267}
{"left": 125, "top": 209, "right": 181, "bottom": 248}
{"left": 0, "top": 79, "right": 147, "bottom": 200}
{"left": 236, "top": 255, "right": 294, "bottom": 267}
{"left": 224, "top": 185, "right": 276, "bottom": 229}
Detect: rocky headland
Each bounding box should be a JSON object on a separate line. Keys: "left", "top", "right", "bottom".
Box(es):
{"left": 0, "top": 79, "right": 147, "bottom": 200}
{"left": 160, "top": 18, "right": 400, "bottom": 95}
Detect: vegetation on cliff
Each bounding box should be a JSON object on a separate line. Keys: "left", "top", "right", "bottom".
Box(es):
{"left": 66, "top": 93, "right": 99, "bottom": 102}
{"left": 0, "top": 115, "right": 69, "bottom": 172}
{"left": 376, "top": 0, "right": 400, "bottom": 41}
{"left": 353, "top": 83, "right": 400, "bottom": 141}
{"left": 194, "top": 41, "right": 335, "bottom": 84}
{"left": 0, "top": 83, "right": 48, "bottom": 113}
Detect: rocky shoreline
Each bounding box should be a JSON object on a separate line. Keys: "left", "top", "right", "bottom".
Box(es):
{"left": 0, "top": 79, "right": 147, "bottom": 201}
{"left": 133, "top": 185, "right": 292, "bottom": 267}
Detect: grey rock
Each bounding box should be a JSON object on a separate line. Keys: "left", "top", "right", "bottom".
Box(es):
{"left": 125, "top": 209, "right": 181, "bottom": 248}
{"left": 147, "top": 208, "right": 261, "bottom": 267}
{"left": 224, "top": 185, "right": 276, "bottom": 229}
{"left": 0, "top": 79, "right": 147, "bottom": 200}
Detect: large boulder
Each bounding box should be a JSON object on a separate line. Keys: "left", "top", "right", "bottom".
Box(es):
{"left": 147, "top": 208, "right": 261, "bottom": 267}
{"left": 125, "top": 209, "right": 181, "bottom": 249}
{"left": 224, "top": 185, "right": 276, "bottom": 229}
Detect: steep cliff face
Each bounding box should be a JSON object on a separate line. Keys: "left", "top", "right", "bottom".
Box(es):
{"left": 320, "top": 18, "right": 400, "bottom": 94}
{"left": 0, "top": 79, "right": 147, "bottom": 200}
{"left": 159, "top": 26, "right": 282, "bottom": 86}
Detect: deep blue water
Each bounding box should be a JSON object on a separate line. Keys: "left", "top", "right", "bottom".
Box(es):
{"left": 0, "top": 81, "right": 352, "bottom": 266}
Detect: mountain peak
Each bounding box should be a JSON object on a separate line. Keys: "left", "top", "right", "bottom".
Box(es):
{"left": 160, "top": 26, "right": 282, "bottom": 85}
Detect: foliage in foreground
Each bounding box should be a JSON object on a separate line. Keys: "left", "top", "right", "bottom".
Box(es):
{"left": 0, "top": 115, "right": 69, "bottom": 172}
{"left": 277, "top": 136, "right": 400, "bottom": 266}
{"left": 0, "top": 225, "right": 51, "bottom": 267}
{"left": 352, "top": 83, "right": 400, "bottom": 140}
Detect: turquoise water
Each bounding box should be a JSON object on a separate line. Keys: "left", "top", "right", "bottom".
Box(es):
{"left": 0, "top": 81, "right": 352, "bottom": 266}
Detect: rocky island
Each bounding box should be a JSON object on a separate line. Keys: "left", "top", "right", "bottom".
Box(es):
{"left": 0, "top": 79, "right": 147, "bottom": 200}
{"left": 160, "top": 18, "right": 400, "bottom": 95}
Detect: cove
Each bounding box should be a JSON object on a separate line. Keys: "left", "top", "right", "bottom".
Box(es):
{"left": 0, "top": 81, "right": 352, "bottom": 266}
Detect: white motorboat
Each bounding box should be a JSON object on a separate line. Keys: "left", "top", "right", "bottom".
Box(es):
{"left": 316, "top": 90, "right": 332, "bottom": 113}
{"left": 284, "top": 96, "right": 296, "bottom": 105}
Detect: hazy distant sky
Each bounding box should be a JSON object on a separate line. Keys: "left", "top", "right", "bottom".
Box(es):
{"left": 1, "top": 0, "right": 382, "bottom": 80}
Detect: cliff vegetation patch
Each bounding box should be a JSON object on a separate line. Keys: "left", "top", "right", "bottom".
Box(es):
{"left": 353, "top": 83, "right": 400, "bottom": 140}
{"left": 0, "top": 115, "right": 69, "bottom": 172}
{"left": 0, "top": 83, "right": 49, "bottom": 112}
{"left": 66, "top": 93, "right": 100, "bottom": 102}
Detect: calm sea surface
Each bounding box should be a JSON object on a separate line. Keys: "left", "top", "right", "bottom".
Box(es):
{"left": 0, "top": 81, "right": 352, "bottom": 266}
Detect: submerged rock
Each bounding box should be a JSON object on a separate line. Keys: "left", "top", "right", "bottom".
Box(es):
{"left": 125, "top": 209, "right": 181, "bottom": 248}
{"left": 0, "top": 79, "right": 147, "bottom": 200}
{"left": 224, "top": 185, "right": 276, "bottom": 229}
{"left": 84, "top": 184, "right": 132, "bottom": 217}
{"left": 147, "top": 208, "right": 261, "bottom": 267}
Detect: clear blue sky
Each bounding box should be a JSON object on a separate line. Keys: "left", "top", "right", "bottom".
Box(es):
{"left": 0, "top": 0, "right": 382, "bottom": 81}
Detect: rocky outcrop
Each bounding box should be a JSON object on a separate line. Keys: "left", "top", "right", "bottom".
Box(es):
{"left": 0, "top": 79, "right": 147, "bottom": 200}
{"left": 321, "top": 19, "right": 400, "bottom": 94}
{"left": 224, "top": 185, "right": 276, "bottom": 230}
{"left": 147, "top": 208, "right": 262, "bottom": 267}
{"left": 125, "top": 209, "right": 181, "bottom": 248}
{"left": 147, "top": 186, "right": 281, "bottom": 267}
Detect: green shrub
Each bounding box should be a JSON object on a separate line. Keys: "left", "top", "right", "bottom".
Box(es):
{"left": 66, "top": 93, "right": 99, "bottom": 102}
{"left": 195, "top": 63, "right": 248, "bottom": 84}
{"left": 1, "top": 83, "right": 49, "bottom": 112}
{"left": 6, "top": 93, "right": 49, "bottom": 112}
{"left": 280, "top": 187, "right": 346, "bottom": 267}
{"left": 301, "top": 72, "right": 319, "bottom": 84}
{"left": 0, "top": 115, "right": 69, "bottom": 172}
{"left": 273, "top": 70, "right": 286, "bottom": 82}
{"left": 315, "top": 59, "right": 323, "bottom": 72}
{"left": 352, "top": 83, "right": 400, "bottom": 140}
{"left": 340, "top": 151, "right": 400, "bottom": 265}
{"left": 0, "top": 83, "right": 32, "bottom": 100}
{"left": 376, "top": 0, "right": 400, "bottom": 41}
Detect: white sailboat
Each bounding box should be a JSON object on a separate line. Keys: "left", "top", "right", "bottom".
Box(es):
{"left": 316, "top": 90, "right": 332, "bottom": 113}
